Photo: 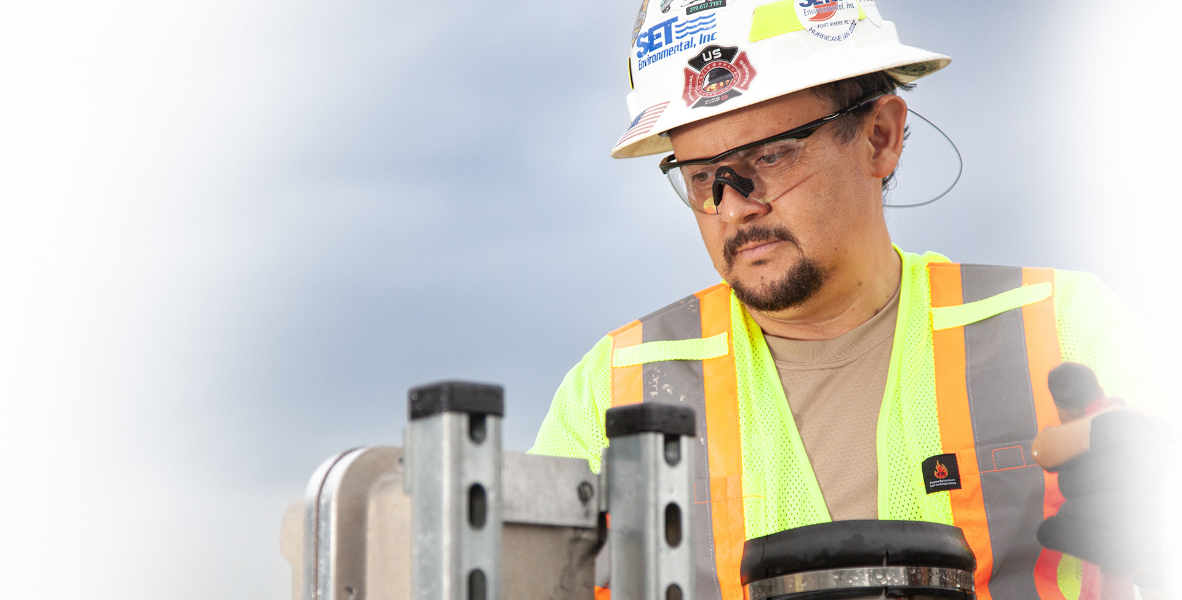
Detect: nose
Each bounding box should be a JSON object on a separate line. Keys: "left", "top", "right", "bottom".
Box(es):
{"left": 717, "top": 185, "right": 771, "bottom": 224}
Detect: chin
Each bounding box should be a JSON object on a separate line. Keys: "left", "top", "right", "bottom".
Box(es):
{"left": 727, "top": 258, "right": 827, "bottom": 313}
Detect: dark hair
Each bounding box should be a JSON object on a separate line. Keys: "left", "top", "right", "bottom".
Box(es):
{"left": 809, "top": 71, "right": 914, "bottom": 191}
{"left": 1047, "top": 362, "right": 1105, "bottom": 412}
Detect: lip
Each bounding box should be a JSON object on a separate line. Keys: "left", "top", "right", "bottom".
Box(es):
{"left": 735, "top": 239, "right": 782, "bottom": 261}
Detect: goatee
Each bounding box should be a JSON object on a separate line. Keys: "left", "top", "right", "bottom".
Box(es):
{"left": 723, "top": 225, "right": 827, "bottom": 312}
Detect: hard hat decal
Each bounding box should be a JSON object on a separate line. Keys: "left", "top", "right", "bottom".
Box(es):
{"left": 684, "top": 0, "right": 725, "bottom": 17}
{"left": 616, "top": 102, "right": 671, "bottom": 147}
{"left": 636, "top": 14, "right": 719, "bottom": 71}
{"left": 749, "top": 2, "right": 805, "bottom": 42}
{"left": 794, "top": 0, "right": 861, "bottom": 43}
{"left": 631, "top": 0, "right": 651, "bottom": 46}
{"left": 682, "top": 45, "right": 757, "bottom": 109}
{"left": 660, "top": 0, "right": 673, "bottom": 14}
{"left": 750, "top": 0, "right": 867, "bottom": 43}
{"left": 892, "top": 61, "right": 941, "bottom": 79}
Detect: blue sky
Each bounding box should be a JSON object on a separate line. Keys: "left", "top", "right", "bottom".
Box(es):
{"left": 0, "top": 1, "right": 1177, "bottom": 598}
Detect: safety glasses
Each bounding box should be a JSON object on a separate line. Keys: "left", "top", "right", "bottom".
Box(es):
{"left": 658, "top": 94, "right": 884, "bottom": 215}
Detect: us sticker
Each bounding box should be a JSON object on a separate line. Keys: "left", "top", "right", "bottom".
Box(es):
{"left": 682, "top": 45, "right": 757, "bottom": 109}
{"left": 794, "top": 0, "right": 860, "bottom": 43}
{"left": 922, "top": 453, "right": 962, "bottom": 494}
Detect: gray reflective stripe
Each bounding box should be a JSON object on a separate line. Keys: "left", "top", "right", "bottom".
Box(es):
{"left": 961, "top": 264, "right": 1045, "bottom": 599}
{"left": 639, "top": 294, "right": 725, "bottom": 600}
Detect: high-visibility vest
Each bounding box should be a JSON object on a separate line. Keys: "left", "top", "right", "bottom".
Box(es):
{"left": 600, "top": 250, "right": 1081, "bottom": 599}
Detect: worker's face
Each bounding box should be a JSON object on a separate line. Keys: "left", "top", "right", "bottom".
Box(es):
{"left": 669, "top": 90, "right": 906, "bottom": 313}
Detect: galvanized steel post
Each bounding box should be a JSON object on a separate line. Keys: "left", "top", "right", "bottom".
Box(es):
{"left": 605, "top": 403, "right": 697, "bottom": 600}
{"left": 408, "top": 382, "right": 504, "bottom": 600}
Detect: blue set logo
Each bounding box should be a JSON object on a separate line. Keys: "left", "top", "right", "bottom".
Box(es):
{"left": 635, "top": 14, "right": 717, "bottom": 67}
{"left": 675, "top": 13, "right": 716, "bottom": 38}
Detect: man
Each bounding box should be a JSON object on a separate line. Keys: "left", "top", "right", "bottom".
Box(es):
{"left": 531, "top": 3, "right": 1167, "bottom": 598}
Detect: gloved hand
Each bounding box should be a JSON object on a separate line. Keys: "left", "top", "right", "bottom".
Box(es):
{"left": 1037, "top": 410, "right": 1172, "bottom": 586}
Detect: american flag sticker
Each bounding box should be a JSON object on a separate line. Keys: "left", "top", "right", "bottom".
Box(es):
{"left": 615, "top": 101, "right": 670, "bottom": 147}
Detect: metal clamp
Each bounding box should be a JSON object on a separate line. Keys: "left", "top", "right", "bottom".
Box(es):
{"left": 745, "top": 566, "right": 975, "bottom": 600}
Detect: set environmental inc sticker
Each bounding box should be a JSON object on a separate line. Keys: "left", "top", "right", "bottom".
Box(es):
{"left": 636, "top": 13, "right": 718, "bottom": 71}
{"left": 682, "top": 45, "right": 757, "bottom": 109}
{"left": 795, "top": 0, "right": 860, "bottom": 43}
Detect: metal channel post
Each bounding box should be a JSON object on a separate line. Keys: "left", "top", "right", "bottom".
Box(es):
{"left": 408, "top": 382, "right": 504, "bottom": 600}
{"left": 605, "top": 403, "right": 696, "bottom": 600}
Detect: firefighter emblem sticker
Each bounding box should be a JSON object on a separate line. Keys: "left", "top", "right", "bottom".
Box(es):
{"left": 922, "top": 453, "right": 962, "bottom": 494}
{"left": 682, "top": 45, "right": 756, "bottom": 109}
{"left": 794, "top": 0, "right": 861, "bottom": 43}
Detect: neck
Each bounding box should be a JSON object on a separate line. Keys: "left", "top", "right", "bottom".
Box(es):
{"left": 746, "top": 244, "right": 902, "bottom": 341}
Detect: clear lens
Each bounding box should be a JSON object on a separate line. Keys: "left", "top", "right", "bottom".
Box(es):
{"left": 666, "top": 168, "right": 722, "bottom": 215}
{"left": 664, "top": 108, "right": 963, "bottom": 214}
{"left": 666, "top": 167, "right": 694, "bottom": 211}
{"left": 666, "top": 137, "right": 811, "bottom": 215}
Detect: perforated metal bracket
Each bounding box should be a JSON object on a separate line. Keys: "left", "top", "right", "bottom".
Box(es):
{"left": 606, "top": 403, "right": 697, "bottom": 600}
{"left": 409, "top": 382, "right": 504, "bottom": 600}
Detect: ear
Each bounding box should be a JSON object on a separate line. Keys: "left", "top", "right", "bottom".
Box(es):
{"left": 867, "top": 95, "right": 908, "bottom": 179}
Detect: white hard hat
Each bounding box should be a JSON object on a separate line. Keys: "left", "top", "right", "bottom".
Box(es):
{"left": 612, "top": 0, "right": 950, "bottom": 159}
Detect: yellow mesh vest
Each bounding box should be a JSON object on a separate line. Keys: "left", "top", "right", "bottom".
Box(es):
{"left": 531, "top": 248, "right": 1162, "bottom": 598}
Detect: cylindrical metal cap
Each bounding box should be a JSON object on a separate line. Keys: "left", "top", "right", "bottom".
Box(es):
{"left": 407, "top": 381, "right": 505, "bottom": 420}
{"left": 605, "top": 403, "right": 696, "bottom": 439}
{"left": 742, "top": 520, "right": 975, "bottom": 600}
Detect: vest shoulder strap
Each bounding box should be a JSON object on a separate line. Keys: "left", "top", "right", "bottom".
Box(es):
{"left": 607, "top": 282, "right": 745, "bottom": 600}
{"left": 930, "top": 263, "right": 1071, "bottom": 600}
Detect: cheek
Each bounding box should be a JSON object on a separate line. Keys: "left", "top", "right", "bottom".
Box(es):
{"left": 789, "top": 174, "right": 846, "bottom": 231}
{"left": 799, "top": 147, "right": 874, "bottom": 224}
{"left": 783, "top": 153, "right": 871, "bottom": 245}
{"left": 693, "top": 214, "right": 729, "bottom": 265}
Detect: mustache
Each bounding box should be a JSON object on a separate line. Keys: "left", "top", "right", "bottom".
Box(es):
{"left": 723, "top": 225, "right": 800, "bottom": 267}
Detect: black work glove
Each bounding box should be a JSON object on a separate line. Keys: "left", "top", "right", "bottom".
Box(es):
{"left": 1037, "top": 410, "right": 1179, "bottom": 589}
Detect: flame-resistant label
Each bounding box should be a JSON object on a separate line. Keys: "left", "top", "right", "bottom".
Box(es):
{"left": 922, "top": 453, "right": 962, "bottom": 494}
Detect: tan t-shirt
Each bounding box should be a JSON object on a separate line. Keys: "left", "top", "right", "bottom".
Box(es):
{"left": 762, "top": 287, "right": 900, "bottom": 521}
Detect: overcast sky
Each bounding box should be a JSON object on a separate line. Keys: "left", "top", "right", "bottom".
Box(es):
{"left": 0, "top": 1, "right": 1178, "bottom": 598}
